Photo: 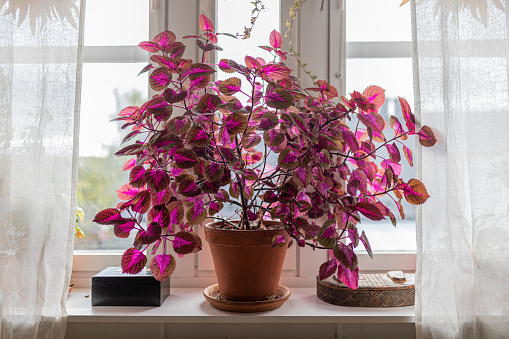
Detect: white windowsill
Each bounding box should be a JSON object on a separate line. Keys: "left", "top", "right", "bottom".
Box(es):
{"left": 66, "top": 288, "right": 415, "bottom": 324}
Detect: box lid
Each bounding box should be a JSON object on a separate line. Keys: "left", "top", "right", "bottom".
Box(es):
{"left": 92, "top": 267, "right": 161, "bottom": 285}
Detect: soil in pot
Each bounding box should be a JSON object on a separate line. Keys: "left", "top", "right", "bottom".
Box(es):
{"left": 204, "top": 220, "right": 289, "bottom": 303}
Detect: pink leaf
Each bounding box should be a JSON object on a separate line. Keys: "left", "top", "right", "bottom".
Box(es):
{"left": 385, "top": 143, "right": 401, "bottom": 163}
{"left": 399, "top": 97, "right": 415, "bottom": 134}
{"left": 336, "top": 263, "right": 359, "bottom": 290}
{"left": 121, "top": 248, "right": 147, "bottom": 274}
{"left": 199, "top": 14, "right": 214, "bottom": 32}
{"left": 150, "top": 253, "right": 176, "bottom": 282}
{"left": 319, "top": 259, "right": 338, "bottom": 280}
{"left": 269, "top": 29, "right": 283, "bottom": 48}
{"left": 93, "top": 208, "right": 127, "bottom": 225}
{"left": 381, "top": 159, "right": 402, "bottom": 176}
{"left": 116, "top": 183, "right": 141, "bottom": 201}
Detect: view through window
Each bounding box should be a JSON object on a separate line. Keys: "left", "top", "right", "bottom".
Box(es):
{"left": 346, "top": 0, "right": 416, "bottom": 251}
{"left": 76, "top": 0, "right": 149, "bottom": 250}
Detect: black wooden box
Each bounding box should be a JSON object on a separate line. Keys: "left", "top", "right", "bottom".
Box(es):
{"left": 92, "top": 267, "right": 170, "bottom": 307}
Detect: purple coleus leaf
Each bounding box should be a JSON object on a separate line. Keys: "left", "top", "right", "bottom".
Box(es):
{"left": 178, "top": 179, "right": 202, "bottom": 197}
{"left": 172, "top": 231, "right": 201, "bottom": 255}
{"left": 319, "top": 258, "right": 338, "bottom": 280}
{"left": 360, "top": 230, "right": 373, "bottom": 259}
{"left": 149, "top": 68, "right": 172, "bottom": 91}
{"left": 277, "top": 149, "right": 299, "bottom": 170}
{"left": 265, "top": 88, "right": 293, "bottom": 109}
{"left": 136, "top": 221, "right": 162, "bottom": 245}
{"left": 149, "top": 206, "right": 171, "bottom": 228}
{"left": 145, "top": 169, "right": 170, "bottom": 192}
{"left": 121, "top": 248, "right": 147, "bottom": 274}
{"left": 149, "top": 253, "right": 176, "bottom": 282}
{"left": 399, "top": 97, "right": 415, "bottom": 134}
{"left": 167, "top": 201, "right": 184, "bottom": 226}
{"left": 131, "top": 190, "right": 151, "bottom": 214}
{"left": 381, "top": 159, "right": 402, "bottom": 176}
{"left": 355, "top": 201, "right": 384, "bottom": 221}
{"left": 223, "top": 113, "right": 248, "bottom": 135}
{"left": 269, "top": 29, "right": 283, "bottom": 48}
{"left": 247, "top": 210, "right": 258, "bottom": 221}
{"left": 336, "top": 263, "right": 360, "bottom": 290}
{"left": 260, "top": 63, "right": 292, "bottom": 81}
{"left": 129, "top": 165, "right": 146, "bottom": 188}
{"left": 153, "top": 31, "right": 177, "bottom": 52}
{"left": 113, "top": 220, "right": 136, "bottom": 238}
{"left": 385, "top": 143, "right": 401, "bottom": 163}
{"left": 417, "top": 126, "right": 437, "bottom": 147}
{"left": 174, "top": 149, "right": 198, "bottom": 169}
{"left": 333, "top": 243, "right": 358, "bottom": 271}
{"left": 93, "top": 208, "right": 127, "bottom": 225}
{"left": 390, "top": 116, "right": 406, "bottom": 137}
{"left": 403, "top": 145, "right": 413, "bottom": 167}
{"left": 272, "top": 234, "right": 287, "bottom": 248}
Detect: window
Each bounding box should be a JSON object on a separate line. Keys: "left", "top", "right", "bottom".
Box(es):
{"left": 345, "top": 0, "right": 416, "bottom": 252}
{"left": 75, "top": 0, "right": 150, "bottom": 251}
{"left": 72, "top": 0, "right": 416, "bottom": 285}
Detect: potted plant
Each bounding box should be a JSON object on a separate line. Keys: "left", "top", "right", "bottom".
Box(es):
{"left": 93, "top": 14, "right": 436, "bottom": 306}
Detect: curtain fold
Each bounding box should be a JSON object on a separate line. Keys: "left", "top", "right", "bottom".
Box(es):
{"left": 0, "top": 1, "right": 85, "bottom": 338}
{"left": 412, "top": 1, "right": 509, "bottom": 338}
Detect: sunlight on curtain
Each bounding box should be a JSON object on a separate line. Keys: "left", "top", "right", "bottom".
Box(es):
{"left": 0, "top": 1, "right": 85, "bottom": 338}
{"left": 412, "top": 0, "right": 509, "bottom": 338}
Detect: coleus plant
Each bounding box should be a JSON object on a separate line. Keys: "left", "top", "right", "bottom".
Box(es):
{"left": 93, "top": 14, "right": 436, "bottom": 288}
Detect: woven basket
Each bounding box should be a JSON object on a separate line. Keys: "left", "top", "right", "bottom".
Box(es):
{"left": 316, "top": 273, "right": 415, "bottom": 307}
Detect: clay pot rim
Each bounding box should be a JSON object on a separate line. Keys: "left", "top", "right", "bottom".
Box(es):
{"left": 204, "top": 220, "right": 284, "bottom": 232}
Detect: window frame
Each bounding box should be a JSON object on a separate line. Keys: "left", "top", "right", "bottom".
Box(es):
{"left": 72, "top": 0, "right": 416, "bottom": 288}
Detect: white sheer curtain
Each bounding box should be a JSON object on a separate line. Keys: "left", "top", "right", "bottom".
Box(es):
{"left": 412, "top": 0, "right": 509, "bottom": 338}
{"left": 0, "top": 1, "right": 85, "bottom": 338}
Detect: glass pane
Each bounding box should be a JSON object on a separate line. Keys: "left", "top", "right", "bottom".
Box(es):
{"left": 216, "top": 0, "right": 280, "bottom": 219}
{"left": 76, "top": 63, "right": 148, "bottom": 250}
{"left": 84, "top": 0, "right": 149, "bottom": 46}
{"left": 346, "top": 0, "right": 411, "bottom": 42}
{"left": 346, "top": 58, "right": 416, "bottom": 251}
{"left": 216, "top": 0, "right": 280, "bottom": 100}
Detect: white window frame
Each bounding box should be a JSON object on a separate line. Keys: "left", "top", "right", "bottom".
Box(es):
{"left": 72, "top": 0, "right": 416, "bottom": 288}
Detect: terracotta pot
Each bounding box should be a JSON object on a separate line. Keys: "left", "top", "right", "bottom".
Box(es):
{"left": 204, "top": 220, "right": 289, "bottom": 302}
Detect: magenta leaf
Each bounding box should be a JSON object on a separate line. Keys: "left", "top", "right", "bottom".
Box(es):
{"left": 385, "top": 143, "right": 401, "bottom": 163}
{"left": 186, "top": 126, "right": 209, "bottom": 147}
{"left": 263, "top": 128, "right": 285, "bottom": 147}
{"left": 174, "top": 149, "right": 198, "bottom": 169}
{"left": 129, "top": 165, "right": 146, "bottom": 188}
{"left": 113, "top": 220, "right": 136, "bottom": 238}
{"left": 265, "top": 88, "right": 293, "bottom": 109}
{"left": 131, "top": 190, "right": 151, "bottom": 214}
{"left": 145, "top": 169, "right": 170, "bottom": 192}
{"left": 153, "top": 31, "right": 177, "bottom": 52}
{"left": 167, "top": 201, "right": 184, "bottom": 226}
{"left": 121, "top": 248, "right": 147, "bottom": 275}
{"left": 93, "top": 208, "right": 127, "bottom": 225}
{"left": 317, "top": 220, "right": 338, "bottom": 248}
{"left": 259, "top": 112, "right": 279, "bottom": 130}
{"left": 399, "top": 97, "right": 415, "bottom": 134}
{"left": 136, "top": 221, "right": 162, "bottom": 245}
{"left": 360, "top": 230, "right": 373, "bottom": 259}
{"left": 260, "top": 63, "right": 292, "bottom": 81}
{"left": 148, "top": 205, "right": 171, "bottom": 228}
{"left": 269, "top": 29, "right": 283, "bottom": 48}
{"left": 218, "top": 77, "right": 241, "bottom": 95}
{"left": 177, "top": 179, "right": 202, "bottom": 197}
{"left": 208, "top": 201, "right": 224, "bottom": 215}
{"left": 272, "top": 234, "right": 287, "bottom": 248}
{"left": 336, "top": 263, "right": 360, "bottom": 290}
{"left": 381, "top": 159, "right": 402, "bottom": 176}
{"left": 333, "top": 243, "right": 358, "bottom": 271}
{"left": 319, "top": 258, "right": 338, "bottom": 280}
{"left": 199, "top": 14, "right": 214, "bottom": 32}
{"left": 173, "top": 231, "right": 202, "bottom": 255}
{"left": 403, "top": 145, "right": 413, "bottom": 166}
{"left": 138, "top": 41, "right": 159, "bottom": 52}
{"left": 149, "top": 67, "right": 172, "bottom": 91}
{"left": 116, "top": 183, "right": 141, "bottom": 201}
{"left": 277, "top": 149, "right": 299, "bottom": 170}
{"left": 149, "top": 254, "right": 176, "bottom": 282}
{"left": 418, "top": 126, "right": 437, "bottom": 147}
{"left": 223, "top": 112, "right": 248, "bottom": 135}
{"left": 355, "top": 201, "right": 384, "bottom": 221}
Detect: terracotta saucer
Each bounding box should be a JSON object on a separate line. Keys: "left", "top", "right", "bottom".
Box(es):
{"left": 203, "top": 284, "right": 291, "bottom": 313}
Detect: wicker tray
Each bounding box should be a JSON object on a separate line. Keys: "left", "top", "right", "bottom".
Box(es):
{"left": 316, "top": 273, "right": 415, "bottom": 307}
